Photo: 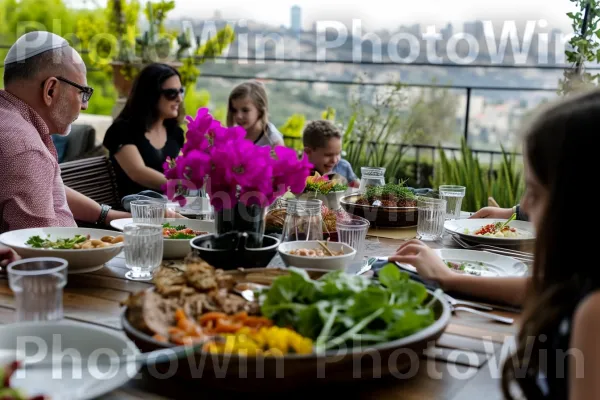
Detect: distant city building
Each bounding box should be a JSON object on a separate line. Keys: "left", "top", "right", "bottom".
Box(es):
{"left": 291, "top": 5, "right": 301, "bottom": 34}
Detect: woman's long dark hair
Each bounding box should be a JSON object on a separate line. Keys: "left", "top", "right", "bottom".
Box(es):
{"left": 116, "top": 63, "right": 182, "bottom": 132}
{"left": 501, "top": 89, "right": 599, "bottom": 398}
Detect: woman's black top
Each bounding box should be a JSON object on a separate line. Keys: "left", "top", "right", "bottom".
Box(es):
{"left": 103, "top": 119, "right": 184, "bottom": 199}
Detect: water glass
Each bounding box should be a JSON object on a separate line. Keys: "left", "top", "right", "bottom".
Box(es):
{"left": 439, "top": 185, "right": 466, "bottom": 219}
{"left": 416, "top": 197, "right": 447, "bottom": 241}
{"left": 336, "top": 215, "right": 370, "bottom": 259}
{"left": 123, "top": 223, "right": 163, "bottom": 281}
{"left": 130, "top": 200, "right": 166, "bottom": 225}
{"left": 7, "top": 257, "right": 68, "bottom": 322}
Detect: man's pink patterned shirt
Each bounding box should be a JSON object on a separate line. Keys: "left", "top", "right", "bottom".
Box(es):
{"left": 0, "top": 90, "right": 76, "bottom": 233}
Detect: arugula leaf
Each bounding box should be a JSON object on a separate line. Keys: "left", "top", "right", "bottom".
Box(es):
{"left": 378, "top": 262, "right": 405, "bottom": 287}
{"left": 386, "top": 308, "right": 435, "bottom": 338}
{"left": 347, "top": 286, "right": 389, "bottom": 320}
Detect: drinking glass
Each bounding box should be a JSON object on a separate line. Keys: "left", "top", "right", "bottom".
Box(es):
{"left": 7, "top": 257, "right": 68, "bottom": 322}
{"left": 130, "top": 200, "right": 166, "bottom": 225}
{"left": 416, "top": 197, "right": 447, "bottom": 241}
{"left": 336, "top": 215, "right": 370, "bottom": 259}
{"left": 359, "top": 167, "right": 386, "bottom": 192}
{"left": 438, "top": 185, "right": 466, "bottom": 220}
{"left": 123, "top": 223, "right": 163, "bottom": 281}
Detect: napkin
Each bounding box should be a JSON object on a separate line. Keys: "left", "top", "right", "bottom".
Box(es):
{"left": 371, "top": 258, "right": 440, "bottom": 292}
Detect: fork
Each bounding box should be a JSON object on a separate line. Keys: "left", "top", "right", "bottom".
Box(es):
{"left": 451, "top": 305, "right": 514, "bottom": 325}
{"left": 444, "top": 293, "right": 493, "bottom": 311}
{"left": 452, "top": 235, "right": 534, "bottom": 263}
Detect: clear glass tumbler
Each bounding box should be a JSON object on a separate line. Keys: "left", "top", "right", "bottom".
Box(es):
{"left": 336, "top": 215, "right": 370, "bottom": 259}
{"left": 359, "top": 167, "right": 386, "bottom": 192}
{"left": 130, "top": 200, "right": 166, "bottom": 225}
{"left": 123, "top": 223, "right": 163, "bottom": 281}
{"left": 281, "top": 199, "right": 323, "bottom": 242}
{"left": 7, "top": 257, "right": 68, "bottom": 322}
{"left": 439, "top": 185, "right": 466, "bottom": 219}
{"left": 416, "top": 197, "right": 447, "bottom": 241}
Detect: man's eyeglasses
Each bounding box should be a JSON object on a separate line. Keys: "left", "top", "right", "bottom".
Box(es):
{"left": 41, "top": 76, "right": 94, "bottom": 103}
{"left": 161, "top": 87, "right": 185, "bottom": 101}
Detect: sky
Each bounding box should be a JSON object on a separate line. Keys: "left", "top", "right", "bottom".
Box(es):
{"left": 166, "top": 0, "right": 578, "bottom": 33}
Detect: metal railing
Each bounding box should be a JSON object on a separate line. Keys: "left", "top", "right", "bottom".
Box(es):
{"left": 0, "top": 42, "right": 552, "bottom": 183}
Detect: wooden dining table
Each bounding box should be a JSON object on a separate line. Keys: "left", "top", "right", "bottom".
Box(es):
{"left": 0, "top": 232, "right": 523, "bottom": 399}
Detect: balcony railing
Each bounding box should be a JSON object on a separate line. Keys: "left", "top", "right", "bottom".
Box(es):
{"left": 0, "top": 43, "right": 568, "bottom": 186}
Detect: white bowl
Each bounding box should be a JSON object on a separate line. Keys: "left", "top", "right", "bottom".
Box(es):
{"left": 0, "top": 320, "right": 140, "bottom": 400}
{"left": 110, "top": 218, "right": 215, "bottom": 259}
{"left": 0, "top": 227, "right": 124, "bottom": 272}
{"left": 278, "top": 241, "right": 357, "bottom": 271}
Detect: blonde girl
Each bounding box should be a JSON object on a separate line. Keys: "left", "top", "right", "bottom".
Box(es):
{"left": 226, "top": 80, "right": 284, "bottom": 147}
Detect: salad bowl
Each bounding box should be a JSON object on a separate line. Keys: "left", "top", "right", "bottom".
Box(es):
{"left": 0, "top": 227, "right": 124, "bottom": 272}
{"left": 120, "top": 262, "right": 451, "bottom": 392}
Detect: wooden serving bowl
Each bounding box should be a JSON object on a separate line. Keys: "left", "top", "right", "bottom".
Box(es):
{"left": 340, "top": 194, "right": 419, "bottom": 228}
{"left": 120, "top": 268, "right": 451, "bottom": 393}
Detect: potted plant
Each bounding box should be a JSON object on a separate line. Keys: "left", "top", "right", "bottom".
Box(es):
{"left": 162, "top": 108, "right": 314, "bottom": 248}
{"left": 296, "top": 172, "right": 349, "bottom": 210}
{"left": 110, "top": 0, "right": 188, "bottom": 93}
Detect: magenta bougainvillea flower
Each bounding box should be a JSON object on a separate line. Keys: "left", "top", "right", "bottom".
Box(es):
{"left": 163, "top": 108, "right": 313, "bottom": 211}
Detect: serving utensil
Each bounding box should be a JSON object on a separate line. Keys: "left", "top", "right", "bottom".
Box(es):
{"left": 318, "top": 240, "right": 335, "bottom": 256}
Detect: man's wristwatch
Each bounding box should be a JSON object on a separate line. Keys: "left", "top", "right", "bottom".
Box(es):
{"left": 97, "top": 204, "right": 112, "bottom": 226}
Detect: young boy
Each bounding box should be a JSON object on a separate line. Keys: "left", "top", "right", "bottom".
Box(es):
{"left": 302, "top": 120, "right": 360, "bottom": 188}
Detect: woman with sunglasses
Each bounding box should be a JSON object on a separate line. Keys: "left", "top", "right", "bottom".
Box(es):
{"left": 103, "top": 63, "right": 185, "bottom": 199}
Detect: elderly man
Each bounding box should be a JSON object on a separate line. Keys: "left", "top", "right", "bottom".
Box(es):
{"left": 0, "top": 31, "right": 132, "bottom": 232}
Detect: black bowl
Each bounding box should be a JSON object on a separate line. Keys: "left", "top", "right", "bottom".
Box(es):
{"left": 340, "top": 194, "right": 418, "bottom": 228}
{"left": 189, "top": 231, "right": 280, "bottom": 270}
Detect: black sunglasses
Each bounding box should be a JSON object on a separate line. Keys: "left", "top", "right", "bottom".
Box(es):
{"left": 41, "top": 76, "right": 94, "bottom": 103}
{"left": 161, "top": 87, "right": 185, "bottom": 100}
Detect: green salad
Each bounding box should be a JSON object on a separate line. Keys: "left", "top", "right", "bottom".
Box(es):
{"left": 26, "top": 234, "right": 88, "bottom": 249}
{"left": 258, "top": 263, "right": 437, "bottom": 352}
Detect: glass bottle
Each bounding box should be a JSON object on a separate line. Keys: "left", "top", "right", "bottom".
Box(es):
{"left": 359, "top": 167, "right": 386, "bottom": 192}
{"left": 281, "top": 199, "right": 323, "bottom": 242}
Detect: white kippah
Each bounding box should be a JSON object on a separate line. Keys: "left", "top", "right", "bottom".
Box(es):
{"left": 4, "top": 31, "right": 69, "bottom": 65}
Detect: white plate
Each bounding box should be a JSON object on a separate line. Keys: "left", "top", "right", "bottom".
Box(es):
{"left": 0, "top": 320, "right": 140, "bottom": 400}
{"left": 444, "top": 218, "right": 536, "bottom": 246}
{"left": 0, "top": 227, "right": 124, "bottom": 272}
{"left": 110, "top": 218, "right": 215, "bottom": 259}
{"left": 397, "top": 248, "right": 528, "bottom": 277}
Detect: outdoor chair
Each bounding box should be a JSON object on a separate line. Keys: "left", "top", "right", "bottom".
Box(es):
{"left": 60, "top": 155, "right": 123, "bottom": 229}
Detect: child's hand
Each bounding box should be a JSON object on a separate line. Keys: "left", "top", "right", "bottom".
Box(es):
{"left": 470, "top": 207, "right": 514, "bottom": 219}
{"left": 388, "top": 239, "right": 455, "bottom": 287}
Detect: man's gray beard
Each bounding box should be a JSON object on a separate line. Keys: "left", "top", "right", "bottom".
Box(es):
{"left": 60, "top": 124, "right": 72, "bottom": 136}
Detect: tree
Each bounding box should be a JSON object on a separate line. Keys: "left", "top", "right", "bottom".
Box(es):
{"left": 558, "top": 0, "right": 600, "bottom": 94}
{"left": 400, "top": 86, "right": 459, "bottom": 145}
{"left": 279, "top": 114, "right": 306, "bottom": 151}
